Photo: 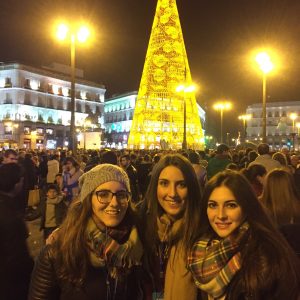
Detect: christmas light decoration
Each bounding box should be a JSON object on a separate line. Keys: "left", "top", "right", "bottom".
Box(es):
{"left": 128, "top": 0, "right": 204, "bottom": 150}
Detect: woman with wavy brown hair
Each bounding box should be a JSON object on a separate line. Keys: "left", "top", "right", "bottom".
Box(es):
{"left": 29, "top": 164, "right": 143, "bottom": 300}
{"left": 187, "top": 170, "right": 300, "bottom": 300}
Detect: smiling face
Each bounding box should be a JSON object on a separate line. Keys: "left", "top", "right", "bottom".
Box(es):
{"left": 207, "top": 185, "right": 244, "bottom": 238}
{"left": 91, "top": 181, "right": 129, "bottom": 227}
{"left": 157, "top": 165, "right": 188, "bottom": 220}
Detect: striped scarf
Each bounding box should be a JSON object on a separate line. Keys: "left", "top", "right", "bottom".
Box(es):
{"left": 188, "top": 222, "right": 249, "bottom": 299}
{"left": 86, "top": 215, "right": 143, "bottom": 278}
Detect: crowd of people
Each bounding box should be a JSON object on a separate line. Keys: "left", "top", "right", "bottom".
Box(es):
{"left": 0, "top": 143, "right": 300, "bottom": 299}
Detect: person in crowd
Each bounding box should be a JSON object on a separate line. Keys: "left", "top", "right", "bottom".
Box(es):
{"left": 32, "top": 154, "right": 41, "bottom": 185}
{"left": 0, "top": 163, "right": 34, "bottom": 300}
{"left": 260, "top": 168, "right": 300, "bottom": 257}
{"left": 241, "top": 164, "right": 267, "bottom": 197}
{"left": 249, "top": 143, "right": 281, "bottom": 172}
{"left": 1, "top": 148, "right": 18, "bottom": 164}
{"left": 188, "top": 151, "right": 207, "bottom": 188}
{"left": 62, "top": 156, "right": 83, "bottom": 203}
{"left": 78, "top": 154, "right": 88, "bottom": 171}
{"left": 260, "top": 168, "right": 300, "bottom": 225}
{"left": 225, "top": 163, "right": 239, "bottom": 171}
{"left": 207, "top": 144, "right": 231, "bottom": 180}
{"left": 84, "top": 150, "right": 100, "bottom": 172}
{"left": 272, "top": 151, "right": 288, "bottom": 167}
{"left": 100, "top": 150, "right": 118, "bottom": 165}
{"left": 40, "top": 184, "right": 67, "bottom": 240}
{"left": 290, "top": 154, "right": 300, "bottom": 194}
{"left": 281, "top": 145, "right": 292, "bottom": 165}
{"left": 54, "top": 173, "right": 64, "bottom": 192}
{"left": 198, "top": 150, "right": 209, "bottom": 169}
{"left": 22, "top": 153, "right": 38, "bottom": 215}
{"left": 38, "top": 154, "right": 48, "bottom": 189}
{"left": 29, "top": 164, "right": 143, "bottom": 299}
{"left": 187, "top": 170, "right": 300, "bottom": 299}
{"left": 238, "top": 148, "right": 252, "bottom": 169}
{"left": 140, "top": 153, "right": 203, "bottom": 300}
{"left": 137, "top": 154, "right": 153, "bottom": 198}
{"left": 290, "top": 154, "right": 300, "bottom": 171}
{"left": 246, "top": 149, "right": 258, "bottom": 167}
{"left": 47, "top": 154, "right": 60, "bottom": 184}
{"left": 120, "top": 154, "right": 140, "bottom": 203}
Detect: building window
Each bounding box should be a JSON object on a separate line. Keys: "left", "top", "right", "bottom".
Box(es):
{"left": 24, "top": 127, "right": 31, "bottom": 135}
{"left": 36, "top": 128, "right": 44, "bottom": 135}
{"left": 5, "top": 77, "right": 12, "bottom": 88}
{"left": 46, "top": 128, "right": 54, "bottom": 135}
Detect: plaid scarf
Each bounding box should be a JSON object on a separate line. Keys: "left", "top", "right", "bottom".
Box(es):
{"left": 86, "top": 214, "right": 143, "bottom": 277}
{"left": 188, "top": 222, "right": 249, "bottom": 298}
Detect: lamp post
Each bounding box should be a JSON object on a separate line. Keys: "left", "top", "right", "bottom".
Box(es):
{"left": 56, "top": 23, "right": 90, "bottom": 154}
{"left": 289, "top": 113, "right": 297, "bottom": 149}
{"left": 238, "top": 114, "right": 251, "bottom": 142}
{"left": 296, "top": 122, "right": 300, "bottom": 150}
{"left": 213, "top": 101, "right": 232, "bottom": 144}
{"left": 255, "top": 52, "right": 273, "bottom": 143}
{"left": 176, "top": 84, "right": 196, "bottom": 150}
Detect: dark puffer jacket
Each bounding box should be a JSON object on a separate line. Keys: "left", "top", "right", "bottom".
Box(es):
{"left": 28, "top": 244, "right": 143, "bottom": 300}
{"left": 0, "top": 193, "right": 34, "bottom": 300}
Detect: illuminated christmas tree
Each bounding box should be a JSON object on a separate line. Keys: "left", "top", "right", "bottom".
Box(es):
{"left": 128, "top": 0, "right": 204, "bottom": 150}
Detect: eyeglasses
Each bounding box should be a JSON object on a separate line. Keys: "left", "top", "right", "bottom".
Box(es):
{"left": 94, "top": 190, "right": 131, "bottom": 205}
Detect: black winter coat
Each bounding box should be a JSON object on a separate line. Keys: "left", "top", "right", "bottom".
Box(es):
{"left": 0, "top": 192, "right": 34, "bottom": 300}
{"left": 29, "top": 244, "right": 143, "bottom": 300}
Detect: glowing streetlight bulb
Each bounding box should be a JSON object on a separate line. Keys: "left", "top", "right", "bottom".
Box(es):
{"left": 56, "top": 24, "right": 69, "bottom": 40}
{"left": 255, "top": 52, "right": 273, "bottom": 74}
{"left": 77, "top": 26, "right": 90, "bottom": 43}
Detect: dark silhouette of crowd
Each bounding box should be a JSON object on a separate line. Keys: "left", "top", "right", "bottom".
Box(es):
{"left": 0, "top": 143, "right": 299, "bottom": 299}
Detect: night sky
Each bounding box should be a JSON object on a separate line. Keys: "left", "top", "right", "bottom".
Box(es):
{"left": 1, "top": 0, "right": 300, "bottom": 138}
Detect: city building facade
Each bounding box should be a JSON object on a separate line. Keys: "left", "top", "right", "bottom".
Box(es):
{"left": 103, "top": 92, "right": 206, "bottom": 149}
{"left": 0, "top": 62, "right": 105, "bottom": 149}
{"left": 246, "top": 101, "right": 300, "bottom": 149}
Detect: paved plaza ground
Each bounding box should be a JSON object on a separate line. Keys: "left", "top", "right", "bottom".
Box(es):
{"left": 26, "top": 217, "right": 44, "bottom": 258}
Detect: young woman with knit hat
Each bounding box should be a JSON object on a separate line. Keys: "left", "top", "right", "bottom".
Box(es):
{"left": 29, "top": 164, "right": 143, "bottom": 300}
{"left": 187, "top": 170, "right": 300, "bottom": 300}
{"left": 140, "top": 153, "right": 203, "bottom": 300}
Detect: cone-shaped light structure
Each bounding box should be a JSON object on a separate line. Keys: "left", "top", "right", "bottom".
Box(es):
{"left": 128, "top": 0, "right": 204, "bottom": 150}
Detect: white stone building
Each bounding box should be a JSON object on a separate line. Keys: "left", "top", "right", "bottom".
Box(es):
{"left": 0, "top": 62, "right": 105, "bottom": 149}
{"left": 246, "top": 101, "right": 300, "bottom": 149}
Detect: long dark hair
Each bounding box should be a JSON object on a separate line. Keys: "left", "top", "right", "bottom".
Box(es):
{"left": 260, "top": 168, "right": 300, "bottom": 225}
{"left": 195, "top": 170, "right": 300, "bottom": 298}
{"left": 141, "top": 153, "right": 203, "bottom": 255}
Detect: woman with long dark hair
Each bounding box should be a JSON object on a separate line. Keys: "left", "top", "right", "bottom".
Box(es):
{"left": 260, "top": 168, "right": 300, "bottom": 225}
{"left": 141, "top": 153, "right": 203, "bottom": 300}
{"left": 29, "top": 164, "right": 143, "bottom": 299}
{"left": 188, "top": 170, "right": 300, "bottom": 299}
{"left": 241, "top": 164, "right": 266, "bottom": 197}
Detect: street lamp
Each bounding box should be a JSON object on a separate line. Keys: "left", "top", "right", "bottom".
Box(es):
{"left": 238, "top": 114, "right": 251, "bottom": 142}
{"left": 213, "top": 101, "right": 232, "bottom": 143}
{"left": 176, "top": 84, "right": 196, "bottom": 150}
{"left": 255, "top": 51, "right": 274, "bottom": 143}
{"left": 289, "top": 113, "right": 297, "bottom": 149}
{"left": 55, "top": 23, "right": 90, "bottom": 154}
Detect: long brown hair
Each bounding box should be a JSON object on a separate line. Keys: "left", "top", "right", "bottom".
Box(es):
{"left": 141, "top": 153, "right": 203, "bottom": 256}
{"left": 54, "top": 195, "right": 136, "bottom": 286}
{"left": 196, "top": 170, "right": 300, "bottom": 298}
{"left": 260, "top": 168, "right": 300, "bottom": 225}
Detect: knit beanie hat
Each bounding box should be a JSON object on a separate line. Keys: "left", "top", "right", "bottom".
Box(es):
{"left": 79, "top": 164, "right": 131, "bottom": 202}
